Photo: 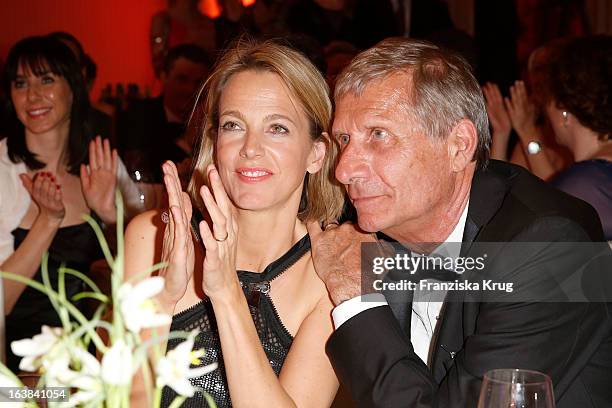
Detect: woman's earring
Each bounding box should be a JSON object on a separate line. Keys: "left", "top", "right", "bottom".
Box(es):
{"left": 562, "top": 111, "right": 569, "bottom": 128}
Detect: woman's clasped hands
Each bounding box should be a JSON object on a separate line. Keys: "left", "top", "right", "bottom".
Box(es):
{"left": 18, "top": 136, "right": 118, "bottom": 226}
{"left": 159, "top": 161, "right": 240, "bottom": 310}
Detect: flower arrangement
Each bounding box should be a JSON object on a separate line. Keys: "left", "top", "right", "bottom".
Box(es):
{"left": 0, "top": 193, "right": 217, "bottom": 407}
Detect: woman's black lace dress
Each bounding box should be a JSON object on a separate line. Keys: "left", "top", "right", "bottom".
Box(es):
{"left": 160, "top": 233, "right": 311, "bottom": 407}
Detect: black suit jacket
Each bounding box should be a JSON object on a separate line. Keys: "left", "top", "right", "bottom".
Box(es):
{"left": 327, "top": 161, "right": 612, "bottom": 407}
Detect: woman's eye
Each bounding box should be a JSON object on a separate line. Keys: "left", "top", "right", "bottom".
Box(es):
{"left": 372, "top": 129, "right": 389, "bottom": 140}
{"left": 337, "top": 134, "right": 350, "bottom": 145}
{"left": 220, "top": 121, "right": 241, "bottom": 131}
{"left": 269, "top": 124, "right": 288, "bottom": 134}
{"left": 12, "top": 80, "right": 26, "bottom": 89}
{"left": 41, "top": 75, "right": 55, "bottom": 84}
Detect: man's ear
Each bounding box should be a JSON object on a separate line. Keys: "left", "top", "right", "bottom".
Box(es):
{"left": 307, "top": 133, "right": 328, "bottom": 174}
{"left": 447, "top": 119, "right": 478, "bottom": 172}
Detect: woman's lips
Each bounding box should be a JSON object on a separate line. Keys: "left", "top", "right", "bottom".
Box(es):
{"left": 26, "top": 108, "right": 52, "bottom": 118}
{"left": 236, "top": 168, "right": 273, "bottom": 183}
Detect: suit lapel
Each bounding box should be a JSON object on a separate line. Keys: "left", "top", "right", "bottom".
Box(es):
{"left": 460, "top": 162, "right": 512, "bottom": 256}
{"left": 381, "top": 239, "right": 414, "bottom": 337}
{"left": 430, "top": 161, "right": 512, "bottom": 382}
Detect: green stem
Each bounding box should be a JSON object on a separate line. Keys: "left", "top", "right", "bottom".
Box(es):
{"left": 40, "top": 254, "right": 70, "bottom": 331}
{"left": 58, "top": 267, "right": 71, "bottom": 331}
{"left": 61, "top": 266, "right": 104, "bottom": 294}
{"left": 0, "top": 271, "right": 108, "bottom": 353}
{"left": 122, "top": 385, "right": 130, "bottom": 408}
{"left": 168, "top": 396, "right": 187, "bottom": 408}
{"left": 83, "top": 214, "right": 114, "bottom": 269}
{"left": 71, "top": 291, "right": 109, "bottom": 303}
{"left": 153, "top": 386, "right": 162, "bottom": 408}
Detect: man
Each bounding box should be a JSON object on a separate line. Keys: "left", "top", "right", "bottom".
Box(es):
{"left": 117, "top": 43, "right": 211, "bottom": 182}
{"left": 308, "top": 38, "right": 612, "bottom": 407}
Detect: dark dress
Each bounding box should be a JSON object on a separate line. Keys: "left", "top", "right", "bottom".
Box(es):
{"left": 552, "top": 159, "right": 612, "bottom": 240}
{"left": 160, "top": 234, "right": 311, "bottom": 408}
{"left": 6, "top": 221, "right": 103, "bottom": 372}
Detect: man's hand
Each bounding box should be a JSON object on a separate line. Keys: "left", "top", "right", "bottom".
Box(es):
{"left": 307, "top": 221, "right": 379, "bottom": 306}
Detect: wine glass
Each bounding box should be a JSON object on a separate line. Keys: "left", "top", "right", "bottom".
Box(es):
{"left": 478, "top": 369, "right": 555, "bottom": 408}
{"left": 122, "top": 151, "right": 162, "bottom": 216}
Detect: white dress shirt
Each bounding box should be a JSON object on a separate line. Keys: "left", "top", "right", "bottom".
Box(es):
{"left": 332, "top": 203, "right": 469, "bottom": 365}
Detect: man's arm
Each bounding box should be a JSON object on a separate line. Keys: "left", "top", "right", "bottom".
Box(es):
{"left": 322, "top": 216, "right": 610, "bottom": 407}
{"left": 328, "top": 306, "right": 437, "bottom": 408}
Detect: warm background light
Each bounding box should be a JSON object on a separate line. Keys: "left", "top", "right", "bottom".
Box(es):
{"left": 0, "top": 0, "right": 253, "bottom": 99}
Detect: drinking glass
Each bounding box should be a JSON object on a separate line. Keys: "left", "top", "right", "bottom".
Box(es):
{"left": 478, "top": 369, "right": 555, "bottom": 408}
{"left": 121, "top": 150, "right": 162, "bottom": 216}
{"left": 131, "top": 168, "right": 159, "bottom": 211}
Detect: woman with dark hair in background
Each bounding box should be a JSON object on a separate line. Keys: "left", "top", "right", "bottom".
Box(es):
{"left": 0, "top": 35, "right": 126, "bottom": 370}
{"left": 543, "top": 35, "right": 612, "bottom": 240}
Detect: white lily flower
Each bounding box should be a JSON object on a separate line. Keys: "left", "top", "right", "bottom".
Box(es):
{"left": 42, "top": 347, "right": 71, "bottom": 385}
{"left": 101, "top": 339, "right": 134, "bottom": 385}
{"left": 50, "top": 347, "right": 103, "bottom": 408}
{"left": 156, "top": 332, "right": 217, "bottom": 397}
{"left": 10, "top": 325, "right": 64, "bottom": 372}
{"left": 118, "top": 276, "right": 172, "bottom": 333}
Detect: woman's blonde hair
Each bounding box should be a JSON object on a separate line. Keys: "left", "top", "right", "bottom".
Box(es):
{"left": 188, "top": 38, "right": 345, "bottom": 222}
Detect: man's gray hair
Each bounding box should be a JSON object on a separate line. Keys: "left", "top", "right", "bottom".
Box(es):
{"left": 335, "top": 37, "right": 490, "bottom": 169}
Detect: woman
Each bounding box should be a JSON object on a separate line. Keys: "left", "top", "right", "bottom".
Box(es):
{"left": 482, "top": 41, "right": 573, "bottom": 181}
{"left": 541, "top": 35, "right": 612, "bottom": 239}
{"left": 125, "top": 40, "right": 345, "bottom": 407}
{"left": 0, "top": 35, "right": 129, "bottom": 369}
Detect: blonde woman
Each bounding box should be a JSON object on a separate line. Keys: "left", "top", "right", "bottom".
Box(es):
{"left": 125, "top": 40, "right": 345, "bottom": 407}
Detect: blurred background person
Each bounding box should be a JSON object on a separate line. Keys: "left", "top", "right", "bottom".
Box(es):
{"left": 282, "top": 0, "right": 397, "bottom": 50}
{"left": 150, "top": 0, "right": 245, "bottom": 78}
{"left": 542, "top": 35, "right": 612, "bottom": 240}
{"left": 0, "top": 35, "right": 120, "bottom": 371}
{"left": 117, "top": 43, "right": 212, "bottom": 185}
{"left": 482, "top": 39, "right": 572, "bottom": 180}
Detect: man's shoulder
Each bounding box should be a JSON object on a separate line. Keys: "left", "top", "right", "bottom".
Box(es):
{"left": 473, "top": 160, "right": 603, "bottom": 241}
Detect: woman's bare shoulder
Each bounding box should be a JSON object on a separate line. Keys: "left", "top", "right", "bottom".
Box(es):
{"left": 125, "top": 210, "right": 164, "bottom": 240}
{"left": 124, "top": 210, "right": 165, "bottom": 280}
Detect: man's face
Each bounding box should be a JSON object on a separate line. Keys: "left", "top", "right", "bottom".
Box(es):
{"left": 162, "top": 57, "right": 209, "bottom": 120}
{"left": 332, "top": 72, "right": 455, "bottom": 236}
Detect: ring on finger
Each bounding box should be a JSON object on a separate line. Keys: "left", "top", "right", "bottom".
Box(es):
{"left": 215, "top": 231, "right": 229, "bottom": 242}
{"left": 161, "top": 211, "right": 170, "bottom": 224}
{"left": 323, "top": 221, "right": 340, "bottom": 230}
